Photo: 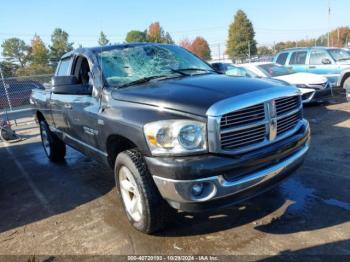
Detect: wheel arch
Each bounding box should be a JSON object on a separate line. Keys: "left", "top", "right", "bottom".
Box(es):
{"left": 106, "top": 134, "right": 139, "bottom": 168}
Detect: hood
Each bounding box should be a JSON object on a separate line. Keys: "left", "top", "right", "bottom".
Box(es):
{"left": 111, "top": 74, "right": 294, "bottom": 116}
{"left": 274, "top": 72, "right": 328, "bottom": 85}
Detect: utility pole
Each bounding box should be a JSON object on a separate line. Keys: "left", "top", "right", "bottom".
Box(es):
{"left": 327, "top": 0, "right": 331, "bottom": 47}
{"left": 248, "top": 41, "right": 251, "bottom": 60}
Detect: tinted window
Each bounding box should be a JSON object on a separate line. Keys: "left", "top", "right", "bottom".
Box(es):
{"left": 57, "top": 58, "right": 71, "bottom": 76}
{"left": 289, "top": 51, "right": 307, "bottom": 65}
{"left": 309, "top": 50, "right": 332, "bottom": 65}
{"left": 276, "top": 53, "right": 288, "bottom": 65}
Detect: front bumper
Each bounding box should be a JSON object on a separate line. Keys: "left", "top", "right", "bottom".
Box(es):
{"left": 147, "top": 121, "right": 310, "bottom": 212}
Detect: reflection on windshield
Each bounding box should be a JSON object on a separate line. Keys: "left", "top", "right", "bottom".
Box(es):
{"left": 328, "top": 49, "right": 350, "bottom": 61}
{"left": 258, "top": 64, "right": 294, "bottom": 77}
{"left": 96, "top": 45, "right": 213, "bottom": 87}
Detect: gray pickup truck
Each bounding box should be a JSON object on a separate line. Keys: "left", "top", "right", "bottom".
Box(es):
{"left": 31, "top": 43, "right": 310, "bottom": 234}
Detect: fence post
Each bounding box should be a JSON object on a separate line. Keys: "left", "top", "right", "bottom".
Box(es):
{"left": 0, "top": 66, "right": 13, "bottom": 111}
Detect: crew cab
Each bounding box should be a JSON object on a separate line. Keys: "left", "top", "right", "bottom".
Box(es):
{"left": 31, "top": 43, "right": 310, "bottom": 234}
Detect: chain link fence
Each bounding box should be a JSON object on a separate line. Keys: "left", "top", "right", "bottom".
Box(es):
{"left": 0, "top": 73, "right": 52, "bottom": 131}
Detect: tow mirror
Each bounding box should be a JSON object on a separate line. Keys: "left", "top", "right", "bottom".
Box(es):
{"left": 52, "top": 76, "right": 92, "bottom": 95}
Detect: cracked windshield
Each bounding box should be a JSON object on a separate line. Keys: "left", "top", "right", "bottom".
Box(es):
{"left": 97, "top": 45, "right": 213, "bottom": 87}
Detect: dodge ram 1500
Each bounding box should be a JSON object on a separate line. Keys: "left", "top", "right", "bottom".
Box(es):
{"left": 31, "top": 43, "right": 310, "bottom": 233}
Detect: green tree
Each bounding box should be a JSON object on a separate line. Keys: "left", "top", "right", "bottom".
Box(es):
{"left": 226, "top": 10, "right": 257, "bottom": 60}
{"left": 257, "top": 46, "right": 273, "bottom": 55}
{"left": 49, "top": 28, "right": 73, "bottom": 66}
{"left": 0, "top": 61, "right": 18, "bottom": 78}
{"left": 125, "top": 30, "right": 147, "bottom": 43}
{"left": 31, "top": 34, "right": 49, "bottom": 65}
{"left": 98, "top": 31, "right": 109, "bottom": 46}
{"left": 1, "top": 38, "right": 30, "bottom": 68}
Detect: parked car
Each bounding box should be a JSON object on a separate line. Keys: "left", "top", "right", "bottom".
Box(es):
{"left": 0, "top": 80, "right": 44, "bottom": 109}
{"left": 238, "top": 62, "right": 331, "bottom": 103}
{"left": 31, "top": 43, "right": 310, "bottom": 234}
{"left": 274, "top": 47, "right": 350, "bottom": 88}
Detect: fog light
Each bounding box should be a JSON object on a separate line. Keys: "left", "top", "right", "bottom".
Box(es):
{"left": 191, "top": 183, "right": 204, "bottom": 196}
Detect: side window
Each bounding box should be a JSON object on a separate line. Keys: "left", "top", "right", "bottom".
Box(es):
{"left": 57, "top": 58, "right": 72, "bottom": 76}
{"left": 276, "top": 53, "right": 288, "bottom": 65}
{"left": 73, "top": 56, "right": 91, "bottom": 85}
{"left": 289, "top": 51, "right": 307, "bottom": 65}
{"left": 309, "top": 50, "right": 332, "bottom": 65}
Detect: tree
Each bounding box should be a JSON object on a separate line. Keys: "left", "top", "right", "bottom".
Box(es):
{"left": 125, "top": 30, "right": 147, "bottom": 43}
{"left": 0, "top": 61, "right": 18, "bottom": 78}
{"left": 191, "top": 37, "right": 211, "bottom": 60}
{"left": 49, "top": 28, "right": 73, "bottom": 66}
{"left": 1, "top": 38, "right": 30, "bottom": 68}
{"left": 257, "top": 46, "right": 273, "bottom": 56}
{"left": 226, "top": 10, "right": 257, "bottom": 60}
{"left": 179, "top": 37, "right": 211, "bottom": 60}
{"left": 31, "top": 34, "right": 49, "bottom": 65}
{"left": 98, "top": 31, "right": 109, "bottom": 46}
{"left": 146, "top": 22, "right": 174, "bottom": 44}
{"left": 179, "top": 38, "right": 193, "bottom": 52}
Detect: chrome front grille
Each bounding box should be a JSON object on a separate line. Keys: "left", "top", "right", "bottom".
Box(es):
{"left": 220, "top": 104, "right": 265, "bottom": 129}
{"left": 219, "top": 95, "right": 302, "bottom": 153}
{"left": 275, "top": 96, "right": 300, "bottom": 116}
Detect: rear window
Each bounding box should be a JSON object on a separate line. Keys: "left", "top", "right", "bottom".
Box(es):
{"left": 57, "top": 58, "right": 72, "bottom": 76}
{"left": 289, "top": 51, "right": 307, "bottom": 65}
{"left": 276, "top": 53, "right": 288, "bottom": 65}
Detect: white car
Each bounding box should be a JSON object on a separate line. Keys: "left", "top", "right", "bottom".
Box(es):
{"left": 230, "top": 62, "right": 332, "bottom": 103}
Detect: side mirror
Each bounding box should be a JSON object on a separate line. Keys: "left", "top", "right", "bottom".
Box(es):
{"left": 52, "top": 75, "right": 79, "bottom": 86}
{"left": 322, "top": 58, "right": 332, "bottom": 65}
{"left": 52, "top": 76, "right": 92, "bottom": 95}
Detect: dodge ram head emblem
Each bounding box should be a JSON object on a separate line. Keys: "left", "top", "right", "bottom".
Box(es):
{"left": 268, "top": 100, "right": 278, "bottom": 141}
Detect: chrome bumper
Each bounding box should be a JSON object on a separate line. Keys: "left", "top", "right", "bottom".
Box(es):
{"left": 152, "top": 143, "right": 309, "bottom": 205}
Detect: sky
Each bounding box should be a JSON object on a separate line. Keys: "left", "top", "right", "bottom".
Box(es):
{"left": 0, "top": 0, "right": 349, "bottom": 57}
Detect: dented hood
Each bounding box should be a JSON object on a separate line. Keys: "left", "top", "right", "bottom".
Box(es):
{"left": 111, "top": 74, "right": 293, "bottom": 116}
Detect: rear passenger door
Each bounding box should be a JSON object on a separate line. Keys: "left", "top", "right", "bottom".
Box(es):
{"left": 288, "top": 51, "right": 308, "bottom": 73}
{"left": 51, "top": 57, "right": 73, "bottom": 133}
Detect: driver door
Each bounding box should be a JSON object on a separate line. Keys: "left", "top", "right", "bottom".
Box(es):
{"left": 63, "top": 55, "right": 102, "bottom": 157}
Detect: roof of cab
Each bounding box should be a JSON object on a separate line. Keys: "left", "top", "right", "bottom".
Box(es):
{"left": 61, "top": 42, "right": 174, "bottom": 59}
{"left": 278, "top": 46, "right": 339, "bottom": 53}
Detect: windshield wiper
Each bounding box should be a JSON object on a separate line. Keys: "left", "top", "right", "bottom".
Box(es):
{"left": 169, "top": 68, "right": 215, "bottom": 75}
{"left": 117, "top": 75, "right": 170, "bottom": 88}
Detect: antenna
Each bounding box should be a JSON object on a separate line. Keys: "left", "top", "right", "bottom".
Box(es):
{"left": 327, "top": 0, "right": 331, "bottom": 47}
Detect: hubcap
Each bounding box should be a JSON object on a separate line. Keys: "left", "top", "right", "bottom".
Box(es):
{"left": 118, "top": 166, "right": 143, "bottom": 222}
{"left": 40, "top": 123, "right": 51, "bottom": 157}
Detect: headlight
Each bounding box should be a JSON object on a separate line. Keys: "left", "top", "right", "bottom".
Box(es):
{"left": 144, "top": 120, "right": 207, "bottom": 155}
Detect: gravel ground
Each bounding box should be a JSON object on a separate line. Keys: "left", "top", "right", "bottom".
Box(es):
{"left": 0, "top": 92, "right": 349, "bottom": 259}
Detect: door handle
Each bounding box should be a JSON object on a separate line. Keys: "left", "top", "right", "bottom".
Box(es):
{"left": 309, "top": 66, "right": 316, "bottom": 69}
{"left": 64, "top": 104, "right": 72, "bottom": 109}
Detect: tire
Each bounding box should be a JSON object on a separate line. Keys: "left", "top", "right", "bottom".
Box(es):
{"left": 344, "top": 77, "right": 350, "bottom": 102}
{"left": 115, "top": 149, "right": 171, "bottom": 234}
{"left": 39, "top": 120, "right": 66, "bottom": 162}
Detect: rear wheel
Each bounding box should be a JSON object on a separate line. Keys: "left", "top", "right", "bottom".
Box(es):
{"left": 115, "top": 149, "right": 171, "bottom": 234}
{"left": 39, "top": 120, "right": 66, "bottom": 162}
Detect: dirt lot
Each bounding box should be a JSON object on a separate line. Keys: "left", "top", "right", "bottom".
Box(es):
{"left": 0, "top": 92, "right": 349, "bottom": 258}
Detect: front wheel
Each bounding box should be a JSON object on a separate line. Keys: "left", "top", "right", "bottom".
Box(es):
{"left": 115, "top": 149, "right": 171, "bottom": 234}
{"left": 344, "top": 77, "right": 350, "bottom": 102}
{"left": 39, "top": 120, "right": 66, "bottom": 162}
